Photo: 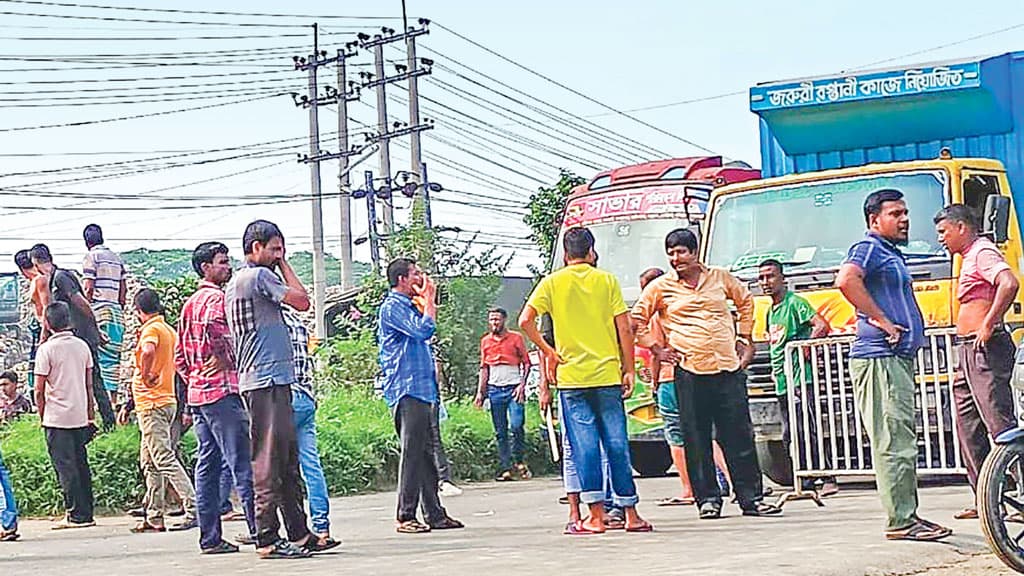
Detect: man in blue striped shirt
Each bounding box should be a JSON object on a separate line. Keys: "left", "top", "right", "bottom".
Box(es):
{"left": 378, "top": 258, "right": 462, "bottom": 534}
{"left": 837, "top": 188, "right": 951, "bottom": 542}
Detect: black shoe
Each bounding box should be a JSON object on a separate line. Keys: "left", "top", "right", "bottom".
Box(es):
{"left": 201, "top": 541, "right": 239, "bottom": 555}
{"left": 699, "top": 502, "right": 721, "bottom": 520}
{"left": 558, "top": 496, "right": 570, "bottom": 505}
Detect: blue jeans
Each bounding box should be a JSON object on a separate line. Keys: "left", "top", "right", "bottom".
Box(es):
{"left": 218, "top": 461, "right": 234, "bottom": 514}
{"left": 560, "top": 386, "right": 638, "bottom": 507}
{"left": 488, "top": 385, "right": 526, "bottom": 471}
{"left": 0, "top": 447, "right": 17, "bottom": 531}
{"left": 193, "top": 394, "right": 257, "bottom": 550}
{"left": 292, "top": 389, "right": 330, "bottom": 535}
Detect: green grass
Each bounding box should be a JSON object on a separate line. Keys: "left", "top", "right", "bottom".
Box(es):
{"left": 0, "top": 388, "right": 555, "bottom": 517}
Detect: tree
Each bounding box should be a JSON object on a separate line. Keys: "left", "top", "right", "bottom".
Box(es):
{"left": 523, "top": 169, "right": 585, "bottom": 273}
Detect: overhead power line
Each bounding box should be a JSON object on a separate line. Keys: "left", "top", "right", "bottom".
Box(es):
{"left": 0, "top": 0, "right": 406, "bottom": 21}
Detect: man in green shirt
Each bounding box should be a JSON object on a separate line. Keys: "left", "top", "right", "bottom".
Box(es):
{"left": 758, "top": 259, "right": 837, "bottom": 496}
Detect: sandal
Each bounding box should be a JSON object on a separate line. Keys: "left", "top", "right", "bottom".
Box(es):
{"left": 221, "top": 510, "right": 246, "bottom": 522}
{"left": 953, "top": 508, "right": 978, "bottom": 520}
{"left": 130, "top": 520, "right": 166, "bottom": 533}
{"left": 52, "top": 517, "right": 96, "bottom": 530}
{"left": 657, "top": 496, "right": 695, "bottom": 507}
{"left": 743, "top": 502, "right": 783, "bottom": 517}
{"left": 200, "top": 541, "right": 239, "bottom": 555}
{"left": 429, "top": 516, "right": 464, "bottom": 530}
{"left": 258, "top": 539, "right": 312, "bottom": 560}
{"left": 626, "top": 520, "right": 654, "bottom": 533}
{"left": 0, "top": 528, "right": 19, "bottom": 542}
{"left": 301, "top": 535, "right": 342, "bottom": 553}
{"left": 563, "top": 520, "right": 603, "bottom": 535}
{"left": 699, "top": 502, "right": 721, "bottom": 520}
{"left": 603, "top": 516, "right": 625, "bottom": 530}
{"left": 885, "top": 519, "right": 952, "bottom": 541}
{"left": 396, "top": 520, "right": 431, "bottom": 534}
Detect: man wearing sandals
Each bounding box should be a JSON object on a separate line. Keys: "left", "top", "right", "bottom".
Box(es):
{"left": 836, "top": 189, "right": 952, "bottom": 541}
{"left": 934, "top": 204, "right": 1019, "bottom": 522}
{"left": 226, "top": 220, "right": 339, "bottom": 559}
{"left": 34, "top": 302, "right": 96, "bottom": 531}
{"left": 379, "top": 258, "right": 463, "bottom": 535}
{"left": 519, "top": 227, "right": 652, "bottom": 534}
{"left": 632, "top": 228, "right": 781, "bottom": 519}
{"left": 0, "top": 431, "right": 18, "bottom": 541}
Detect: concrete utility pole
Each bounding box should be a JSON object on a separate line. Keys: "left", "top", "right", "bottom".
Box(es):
{"left": 335, "top": 43, "right": 361, "bottom": 290}
{"left": 358, "top": 23, "right": 433, "bottom": 235}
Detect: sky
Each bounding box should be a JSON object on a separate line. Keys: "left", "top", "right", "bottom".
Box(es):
{"left": 0, "top": 0, "right": 1021, "bottom": 278}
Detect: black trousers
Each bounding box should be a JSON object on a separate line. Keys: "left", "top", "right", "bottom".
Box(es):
{"left": 45, "top": 426, "right": 94, "bottom": 523}
{"left": 675, "top": 368, "right": 764, "bottom": 510}
{"left": 394, "top": 397, "right": 447, "bottom": 524}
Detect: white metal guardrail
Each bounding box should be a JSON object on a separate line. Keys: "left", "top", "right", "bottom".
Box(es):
{"left": 782, "top": 328, "right": 964, "bottom": 492}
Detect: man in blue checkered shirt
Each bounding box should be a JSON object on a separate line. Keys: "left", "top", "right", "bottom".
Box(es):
{"left": 282, "top": 310, "right": 336, "bottom": 548}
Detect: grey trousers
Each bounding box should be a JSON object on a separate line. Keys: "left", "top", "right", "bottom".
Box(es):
{"left": 394, "top": 397, "right": 447, "bottom": 524}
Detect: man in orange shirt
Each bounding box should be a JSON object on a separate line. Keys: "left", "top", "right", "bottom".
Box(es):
{"left": 474, "top": 308, "right": 532, "bottom": 481}
{"left": 128, "top": 289, "right": 196, "bottom": 533}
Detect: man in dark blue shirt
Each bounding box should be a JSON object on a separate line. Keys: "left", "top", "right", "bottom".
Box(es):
{"left": 378, "top": 258, "right": 462, "bottom": 534}
{"left": 837, "top": 188, "right": 951, "bottom": 542}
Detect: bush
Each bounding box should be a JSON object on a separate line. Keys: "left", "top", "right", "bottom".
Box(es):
{"left": 0, "top": 387, "right": 555, "bottom": 517}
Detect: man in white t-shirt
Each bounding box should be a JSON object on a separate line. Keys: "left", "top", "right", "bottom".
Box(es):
{"left": 34, "top": 301, "right": 96, "bottom": 530}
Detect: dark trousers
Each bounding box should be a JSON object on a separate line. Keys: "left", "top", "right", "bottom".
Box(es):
{"left": 395, "top": 397, "right": 447, "bottom": 524}
{"left": 44, "top": 426, "right": 94, "bottom": 523}
{"left": 427, "top": 402, "right": 452, "bottom": 483}
{"left": 194, "top": 394, "right": 257, "bottom": 550}
{"left": 955, "top": 330, "right": 1018, "bottom": 491}
{"left": 675, "top": 368, "right": 764, "bottom": 510}
{"left": 87, "top": 345, "right": 115, "bottom": 429}
{"left": 243, "top": 385, "right": 310, "bottom": 548}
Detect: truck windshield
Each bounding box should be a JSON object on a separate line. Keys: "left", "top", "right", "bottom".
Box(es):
{"left": 705, "top": 171, "right": 950, "bottom": 276}
{"left": 553, "top": 218, "right": 695, "bottom": 303}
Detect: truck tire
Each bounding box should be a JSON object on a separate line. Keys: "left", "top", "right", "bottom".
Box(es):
{"left": 630, "top": 441, "right": 672, "bottom": 477}
{"left": 756, "top": 439, "right": 794, "bottom": 486}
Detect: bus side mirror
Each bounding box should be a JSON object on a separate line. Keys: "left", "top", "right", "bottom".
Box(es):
{"left": 984, "top": 195, "right": 1011, "bottom": 244}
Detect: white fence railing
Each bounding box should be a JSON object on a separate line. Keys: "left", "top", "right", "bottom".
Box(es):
{"left": 782, "top": 328, "right": 965, "bottom": 492}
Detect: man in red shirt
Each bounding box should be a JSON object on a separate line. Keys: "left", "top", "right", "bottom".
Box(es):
{"left": 475, "top": 308, "right": 532, "bottom": 481}
{"left": 175, "top": 242, "right": 255, "bottom": 555}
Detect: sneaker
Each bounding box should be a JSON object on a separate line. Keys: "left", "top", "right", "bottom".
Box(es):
{"left": 257, "top": 539, "right": 311, "bottom": 560}
{"left": 514, "top": 463, "right": 533, "bottom": 480}
{"left": 439, "top": 481, "right": 464, "bottom": 496}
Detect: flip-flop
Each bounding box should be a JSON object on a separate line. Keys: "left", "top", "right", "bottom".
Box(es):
{"left": 52, "top": 519, "right": 96, "bottom": 530}
{"left": 603, "top": 517, "right": 625, "bottom": 530}
{"left": 657, "top": 496, "right": 695, "bottom": 507}
{"left": 396, "top": 520, "right": 431, "bottom": 534}
{"left": 0, "top": 530, "right": 19, "bottom": 542}
{"left": 626, "top": 521, "right": 654, "bottom": 533}
{"left": 563, "top": 520, "right": 604, "bottom": 535}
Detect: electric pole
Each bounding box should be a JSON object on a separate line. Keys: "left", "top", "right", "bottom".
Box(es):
{"left": 358, "top": 23, "right": 433, "bottom": 235}
{"left": 335, "top": 43, "right": 361, "bottom": 290}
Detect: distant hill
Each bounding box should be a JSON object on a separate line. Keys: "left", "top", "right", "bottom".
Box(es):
{"left": 121, "top": 248, "right": 371, "bottom": 286}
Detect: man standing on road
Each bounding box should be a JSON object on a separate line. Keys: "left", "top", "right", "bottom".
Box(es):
{"left": 757, "top": 259, "right": 838, "bottom": 496}
{"left": 519, "top": 227, "right": 651, "bottom": 534}
{"left": 379, "top": 258, "right": 463, "bottom": 535}
{"left": 283, "top": 309, "right": 338, "bottom": 547}
{"left": 632, "top": 228, "right": 780, "bottom": 519}
{"left": 226, "top": 220, "right": 337, "bottom": 559}
{"left": 31, "top": 244, "right": 115, "bottom": 430}
{"left": 34, "top": 302, "right": 96, "bottom": 530}
{"left": 0, "top": 411, "right": 18, "bottom": 540}
{"left": 176, "top": 242, "right": 256, "bottom": 554}
{"left": 934, "top": 204, "right": 1020, "bottom": 521}
{"left": 128, "top": 289, "right": 197, "bottom": 534}
{"left": 81, "top": 224, "right": 127, "bottom": 407}
{"left": 15, "top": 250, "right": 45, "bottom": 394}
{"left": 836, "top": 188, "right": 952, "bottom": 541}
{"left": 475, "top": 307, "right": 532, "bottom": 482}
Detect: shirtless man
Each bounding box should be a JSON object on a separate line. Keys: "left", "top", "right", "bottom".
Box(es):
{"left": 934, "top": 204, "right": 1020, "bottom": 520}
{"left": 15, "top": 250, "right": 46, "bottom": 390}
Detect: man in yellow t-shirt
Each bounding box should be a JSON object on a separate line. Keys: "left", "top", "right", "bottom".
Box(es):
{"left": 519, "top": 227, "right": 651, "bottom": 535}
{"left": 129, "top": 288, "right": 196, "bottom": 533}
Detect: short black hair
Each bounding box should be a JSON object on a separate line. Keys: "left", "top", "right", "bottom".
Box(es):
{"left": 29, "top": 243, "right": 52, "bottom": 264}
{"left": 192, "top": 241, "right": 229, "bottom": 278}
{"left": 863, "top": 188, "right": 904, "bottom": 226}
{"left": 83, "top": 224, "right": 104, "bottom": 248}
{"left": 387, "top": 258, "right": 417, "bottom": 288}
{"left": 0, "top": 370, "right": 17, "bottom": 384}
{"left": 134, "top": 288, "right": 164, "bottom": 315}
{"left": 45, "top": 301, "right": 71, "bottom": 331}
{"left": 665, "top": 228, "right": 698, "bottom": 253}
{"left": 488, "top": 307, "right": 508, "bottom": 318}
{"left": 933, "top": 203, "right": 981, "bottom": 231}
{"left": 640, "top": 267, "right": 664, "bottom": 284}
{"left": 759, "top": 258, "right": 784, "bottom": 275}
{"left": 242, "top": 219, "right": 283, "bottom": 255}
{"left": 563, "top": 227, "right": 595, "bottom": 260}
{"left": 13, "top": 250, "right": 31, "bottom": 271}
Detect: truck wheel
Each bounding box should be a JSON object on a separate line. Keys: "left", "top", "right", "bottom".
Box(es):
{"left": 756, "top": 439, "right": 794, "bottom": 486}
{"left": 630, "top": 441, "right": 672, "bottom": 477}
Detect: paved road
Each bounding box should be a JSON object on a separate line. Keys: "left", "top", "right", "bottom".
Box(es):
{"left": 0, "top": 476, "right": 1013, "bottom": 576}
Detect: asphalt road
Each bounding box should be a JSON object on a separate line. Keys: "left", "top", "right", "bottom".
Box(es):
{"left": 0, "top": 476, "right": 1016, "bottom": 576}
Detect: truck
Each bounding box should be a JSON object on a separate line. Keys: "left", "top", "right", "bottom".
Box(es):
{"left": 702, "top": 50, "right": 1024, "bottom": 484}
{"left": 550, "top": 156, "right": 760, "bottom": 476}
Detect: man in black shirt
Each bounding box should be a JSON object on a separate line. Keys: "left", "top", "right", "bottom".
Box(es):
{"left": 30, "top": 244, "right": 114, "bottom": 429}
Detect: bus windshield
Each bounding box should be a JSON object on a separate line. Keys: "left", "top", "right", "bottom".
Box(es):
{"left": 553, "top": 218, "right": 695, "bottom": 303}
{"left": 705, "top": 171, "right": 950, "bottom": 277}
